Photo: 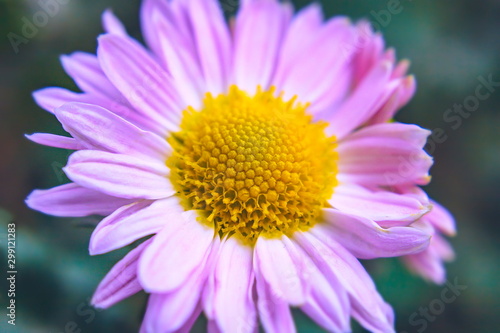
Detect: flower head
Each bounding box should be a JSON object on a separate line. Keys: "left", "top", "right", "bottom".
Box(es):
{"left": 26, "top": 0, "right": 455, "bottom": 332}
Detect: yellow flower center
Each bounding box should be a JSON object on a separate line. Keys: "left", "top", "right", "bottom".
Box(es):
{"left": 168, "top": 86, "right": 338, "bottom": 245}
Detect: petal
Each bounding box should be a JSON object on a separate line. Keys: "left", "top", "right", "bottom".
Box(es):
{"left": 26, "top": 183, "right": 132, "bottom": 217}
{"left": 141, "top": 275, "right": 204, "bottom": 332}
{"left": 274, "top": 17, "right": 355, "bottom": 113}
{"left": 155, "top": 14, "right": 204, "bottom": 108}
{"left": 32, "top": 88, "right": 161, "bottom": 134}
{"left": 91, "top": 240, "right": 151, "bottom": 308}
{"left": 141, "top": 238, "right": 218, "bottom": 333}
{"left": 336, "top": 123, "right": 433, "bottom": 186}
{"left": 60, "top": 52, "right": 123, "bottom": 99}
{"left": 254, "top": 236, "right": 308, "bottom": 306}
{"left": 187, "top": 0, "right": 231, "bottom": 94}
{"left": 368, "top": 76, "right": 416, "bottom": 125}
{"left": 295, "top": 231, "right": 395, "bottom": 333}
{"left": 329, "top": 184, "right": 430, "bottom": 224}
{"left": 32, "top": 87, "right": 97, "bottom": 114}
{"left": 427, "top": 200, "right": 456, "bottom": 236}
{"left": 64, "top": 150, "right": 173, "bottom": 200}
{"left": 208, "top": 237, "right": 257, "bottom": 333}
{"left": 320, "top": 209, "right": 431, "bottom": 259}
{"left": 102, "top": 9, "right": 127, "bottom": 36}
{"left": 403, "top": 248, "right": 446, "bottom": 285}
{"left": 55, "top": 103, "right": 171, "bottom": 161}
{"left": 89, "top": 197, "right": 183, "bottom": 255}
{"left": 325, "top": 60, "right": 394, "bottom": 139}
{"left": 233, "top": 0, "right": 291, "bottom": 92}
{"left": 97, "top": 34, "right": 182, "bottom": 133}
{"left": 25, "top": 133, "right": 85, "bottom": 150}
{"left": 298, "top": 245, "right": 350, "bottom": 332}
{"left": 255, "top": 270, "right": 296, "bottom": 333}
{"left": 138, "top": 210, "right": 215, "bottom": 293}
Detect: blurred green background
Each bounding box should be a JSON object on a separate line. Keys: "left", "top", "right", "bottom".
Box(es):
{"left": 0, "top": 0, "right": 499, "bottom": 332}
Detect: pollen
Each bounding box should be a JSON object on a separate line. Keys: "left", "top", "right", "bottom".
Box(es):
{"left": 168, "top": 86, "right": 338, "bottom": 245}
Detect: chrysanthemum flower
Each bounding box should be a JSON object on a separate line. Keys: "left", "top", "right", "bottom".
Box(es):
{"left": 25, "top": 0, "right": 453, "bottom": 332}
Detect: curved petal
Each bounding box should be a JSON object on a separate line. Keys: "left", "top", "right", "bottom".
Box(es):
{"left": 89, "top": 197, "right": 183, "bottom": 255}
{"left": 102, "top": 9, "right": 127, "bottom": 36}
{"left": 207, "top": 237, "right": 257, "bottom": 333}
{"left": 320, "top": 209, "right": 431, "bottom": 259}
{"left": 298, "top": 244, "right": 350, "bottom": 332}
{"left": 92, "top": 239, "right": 151, "bottom": 308}
{"left": 25, "top": 133, "right": 85, "bottom": 150}
{"left": 97, "top": 34, "right": 182, "bottom": 133}
{"left": 187, "top": 0, "right": 231, "bottom": 94}
{"left": 26, "top": 183, "right": 132, "bottom": 217}
{"left": 55, "top": 103, "right": 172, "bottom": 161}
{"left": 337, "top": 123, "right": 432, "bottom": 187}
{"left": 274, "top": 16, "right": 355, "bottom": 113}
{"left": 32, "top": 87, "right": 99, "bottom": 114}
{"left": 295, "top": 231, "right": 395, "bottom": 333}
{"left": 138, "top": 210, "right": 215, "bottom": 293}
{"left": 325, "top": 60, "right": 395, "bottom": 139}
{"left": 255, "top": 269, "right": 296, "bottom": 333}
{"left": 233, "top": 0, "right": 292, "bottom": 92}
{"left": 60, "top": 52, "right": 123, "bottom": 100}
{"left": 254, "top": 236, "right": 308, "bottom": 306}
{"left": 329, "top": 184, "right": 430, "bottom": 224}
{"left": 427, "top": 200, "right": 456, "bottom": 236}
{"left": 64, "top": 150, "right": 173, "bottom": 200}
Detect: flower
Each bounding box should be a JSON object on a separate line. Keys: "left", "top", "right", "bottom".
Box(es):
{"left": 25, "top": 0, "right": 452, "bottom": 332}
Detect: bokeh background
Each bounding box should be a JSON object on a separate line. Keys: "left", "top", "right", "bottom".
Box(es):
{"left": 0, "top": 0, "right": 499, "bottom": 332}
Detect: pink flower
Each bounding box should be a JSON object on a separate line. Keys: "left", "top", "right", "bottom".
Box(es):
{"left": 25, "top": 1, "right": 453, "bottom": 332}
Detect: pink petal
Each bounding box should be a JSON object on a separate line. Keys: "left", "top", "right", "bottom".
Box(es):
{"left": 55, "top": 103, "right": 171, "bottom": 161}
{"left": 403, "top": 248, "right": 446, "bottom": 285}
{"left": 97, "top": 34, "right": 182, "bottom": 133}
{"left": 32, "top": 87, "right": 97, "bottom": 114}
{"left": 368, "top": 76, "right": 416, "bottom": 125}
{"left": 187, "top": 0, "right": 231, "bottom": 95}
{"left": 329, "top": 184, "right": 430, "bottom": 224}
{"left": 141, "top": 275, "right": 204, "bottom": 332}
{"left": 320, "top": 209, "right": 431, "bottom": 259}
{"left": 274, "top": 17, "right": 355, "bottom": 113}
{"left": 295, "top": 231, "right": 395, "bottom": 333}
{"left": 255, "top": 269, "right": 296, "bottom": 333}
{"left": 254, "top": 236, "right": 309, "bottom": 306}
{"left": 102, "top": 9, "right": 127, "bottom": 36}
{"left": 64, "top": 150, "right": 173, "bottom": 200}
{"left": 155, "top": 15, "right": 204, "bottom": 108}
{"left": 298, "top": 244, "right": 350, "bottom": 332}
{"left": 26, "top": 183, "right": 132, "bottom": 217}
{"left": 138, "top": 210, "right": 215, "bottom": 293}
{"left": 274, "top": 3, "right": 323, "bottom": 72}
{"left": 89, "top": 197, "right": 182, "bottom": 255}
{"left": 207, "top": 237, "right": 257, "bottom": 333}
{"left": 233, "top": 0, "right": 292, "bottom": 92}
{"left": 91, "top": 240, "right": 151, "bottom": 308}
{"left": 336, "top": 123, "right": 433, "bottom": 187}
{"left": 427, "top": 200, "right": 457, "bottom": 236}
{"left": 60, "top": 52, "right": 123, "bottom": 100}
{"left": 25, "top": 133, "right": 85, "bottom": 150}
{"left": 325, "top": 60, "right": 394, "bottom": 139}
